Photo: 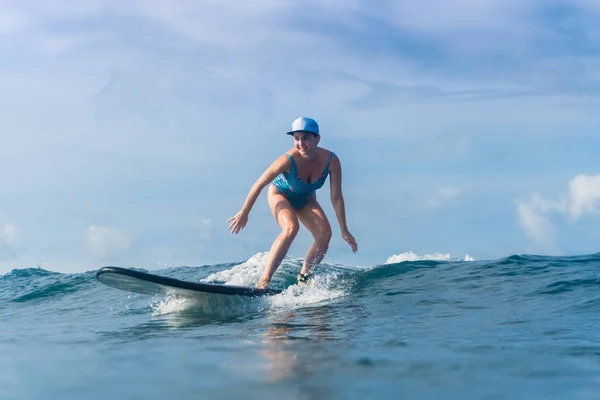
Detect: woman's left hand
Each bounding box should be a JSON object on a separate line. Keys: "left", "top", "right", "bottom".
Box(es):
{"left": 342, "top": 229, "right": 358, "bottom": 253}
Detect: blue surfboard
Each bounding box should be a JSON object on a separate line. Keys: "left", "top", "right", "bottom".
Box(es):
{"left": 96, "top": 266, "right": 282, "bottom": 297}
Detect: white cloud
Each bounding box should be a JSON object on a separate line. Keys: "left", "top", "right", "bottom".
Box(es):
{"left": 86, "top": 225, "right": 131, "bottom": 259}
{"left": 568, "top": 174, "right": 600, "bottom": 221}
{"left": 0, "top": 6, "right": 29, "bottom": 35}
{"left": 0, "top": 1, "right": 598, "bottom": 272}
{"left": 425, "top": 186, "right": 461, "bottom": 209}
{"left": 200, "top": 219, "right": 212, "bottom": 240}
{"left": 516, "top": 194, "right": 565, "bottom": 248}
{"left": 388, "top": 0, "right": 529, "bottom": 31}
{"left": 0, "top": 224, "right": 19, "bottom": 246}
{"left": 517, "top": 174, "right": 600, "bottom": 249}
{"left": 39, "top": 33, "right": 92, "bottom": 56}
{"left": 573, "top": 0, "right": 600, "bottom": 12}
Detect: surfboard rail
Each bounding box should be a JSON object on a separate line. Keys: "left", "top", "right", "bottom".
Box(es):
{"left": 96, "top": 266, "right": 282, "bottom": 297}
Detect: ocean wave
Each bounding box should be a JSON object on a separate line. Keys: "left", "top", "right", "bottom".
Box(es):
{"left": 1, "top": 252, "right": 599, "bottom": 317}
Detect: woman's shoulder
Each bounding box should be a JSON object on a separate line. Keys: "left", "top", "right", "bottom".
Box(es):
{"left": 316, "top": 147, "right": 336, "bottom": 157}
{"left": 320, "top": 148, "right": 338, "bottom": 162}
{"left": 269, "top": 151, "right": 294, "bottom": 170}
{"left": 286, "top": 148, "right": 299, "bottom": 157}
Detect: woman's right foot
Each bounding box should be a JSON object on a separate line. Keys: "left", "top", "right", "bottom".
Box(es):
{"left": 255, "top": 278, "right": 269, "bottom": 289}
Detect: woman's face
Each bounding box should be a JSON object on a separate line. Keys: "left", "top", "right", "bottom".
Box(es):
{"left": 293, "top": 131, "right": 320, "bottom": 157}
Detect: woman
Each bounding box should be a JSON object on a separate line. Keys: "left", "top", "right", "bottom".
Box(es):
{"left": 227, "top": 117, "right": 358, "bottom": 289}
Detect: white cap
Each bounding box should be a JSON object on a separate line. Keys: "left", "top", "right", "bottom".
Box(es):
{"left": 287, "top": 117, "right": 320, "bottom": 136}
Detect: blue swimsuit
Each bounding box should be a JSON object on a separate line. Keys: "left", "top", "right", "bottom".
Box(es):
{"left": 272, "top": 152, "right": 335, "bottom": 209}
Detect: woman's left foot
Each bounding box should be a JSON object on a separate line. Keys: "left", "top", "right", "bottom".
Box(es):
{"left": 297, "top": 272, "right": 312, "bottom": 285}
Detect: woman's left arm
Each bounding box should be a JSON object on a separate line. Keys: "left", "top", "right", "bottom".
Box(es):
{"left": 329, "top": 155, "right": 358, "bottom": 253}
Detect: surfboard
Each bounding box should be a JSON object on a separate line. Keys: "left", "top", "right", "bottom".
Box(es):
{"left": 96, "top": 266, "right": 282, "bottom": 297}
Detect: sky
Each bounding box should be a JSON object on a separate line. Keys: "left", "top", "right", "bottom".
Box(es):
{"left": 1, "top": 0, "right": 599, "bottom": 274}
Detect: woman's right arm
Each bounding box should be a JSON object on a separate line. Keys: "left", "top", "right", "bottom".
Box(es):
{"left": 227, "top": 155, "right": 289, "bottom": 234}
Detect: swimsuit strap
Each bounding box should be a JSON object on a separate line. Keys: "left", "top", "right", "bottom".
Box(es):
{"left": 284, "top": 153, "right": 297, "bottom": 172}
{"left": 323, "top": 151, "right": 335, "bottom": 173}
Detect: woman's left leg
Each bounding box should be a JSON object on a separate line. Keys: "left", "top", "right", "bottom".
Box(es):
{"left": 297, "top": 197, "right": 333, "bottom": 276}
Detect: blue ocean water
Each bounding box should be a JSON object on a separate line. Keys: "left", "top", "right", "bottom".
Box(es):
{"left": 2, "top": 251, "right": 600, "bottom": 399}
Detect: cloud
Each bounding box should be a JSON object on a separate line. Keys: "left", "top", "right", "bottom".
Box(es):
{"left": 575, "top": 0, "right": 600, "bottom": 12}
{"left": 517, "top": 174, "right": 600, "bottom": 250}
{"left": 568, "top": 174, "right": 600, "bottom": 221}
{"left": 200, "top": 219, "right": 212, "bottom": 240}
{"left": 0, "top": 6, "right": 29, "bottom": 35}
{"left": 424, "top": 186, "right": 461, "bottom": 209}
{"left": 387, "top": 0, "right": 531, "bottom": 32}
{"left": 0, "top": 1, "right": 599, "bottom": 272}
{"left": 0, "top": 224, "right": 19, "bottom": 246}
{"left": 0, "top": 224, "right": 20, "bottom": 262}
{"left": 516, "top": 194, "right": 565, "bottom": 249}
{"left": 86, "top": 225, "right": 131, "bottom": 259}
{"left": 39, "top": 33, "right": 92, "bottom": 56}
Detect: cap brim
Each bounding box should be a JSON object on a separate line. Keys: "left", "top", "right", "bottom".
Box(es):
{"left": 286, "top": 130, "right": 319, "bottom": 136}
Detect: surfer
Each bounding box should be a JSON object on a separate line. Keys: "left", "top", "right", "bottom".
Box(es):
{"left": 227, "top": 117, "right": 358, "bottom": 289}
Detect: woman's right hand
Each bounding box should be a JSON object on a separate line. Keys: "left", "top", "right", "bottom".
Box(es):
{"left": 227, "top": 210, "right": 249, "bottom": 234}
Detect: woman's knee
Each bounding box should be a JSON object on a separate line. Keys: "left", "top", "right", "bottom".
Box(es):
{"left": 315, "top": 226, "right": 332, "bottom": 245}
{"left": 281, "top": 221, "right": 300, "bottom": 239}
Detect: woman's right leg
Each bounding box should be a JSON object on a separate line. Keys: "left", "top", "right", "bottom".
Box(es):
{"left": 256, "top": 185, "right": 300, "bottom": 288}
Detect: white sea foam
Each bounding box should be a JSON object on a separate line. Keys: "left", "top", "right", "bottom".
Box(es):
{"left": 384, "top": 250, "right": 476, "bottom": 264}
{"left": 151, "top": 292, "right": 266, "bottom": 316}
{"left": 267, "top": 273, "right": 350, "bottom": 310}
{"left": 152, "top": 296, "right": 192, "bottom": 315}
{"left": 152, "top": 252, "right": 352, "bottom": 316}
{"left": 201, "top": 252, "right": 274, "bottom": 286}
